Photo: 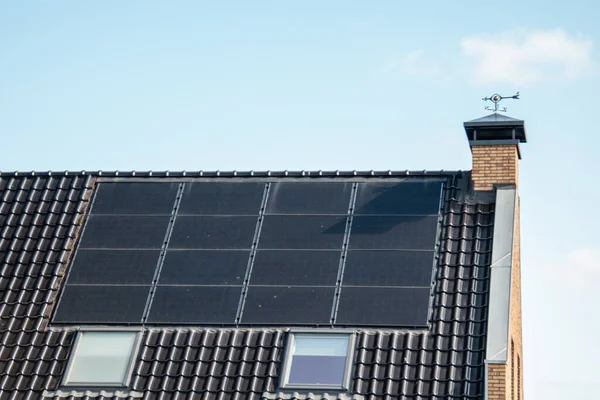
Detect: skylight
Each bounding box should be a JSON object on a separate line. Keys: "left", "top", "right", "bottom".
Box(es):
{"left": 63, "top": 331, "right": 138, "bottom": 387}
{"left": 281, "top": 333, "right": 354, "bottom": 389}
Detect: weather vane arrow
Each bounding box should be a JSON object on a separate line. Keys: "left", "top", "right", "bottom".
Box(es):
{"left": 482, "top": 91, "right": 520, "bottom": 113}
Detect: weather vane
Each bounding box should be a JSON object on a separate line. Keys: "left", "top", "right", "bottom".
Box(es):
{"left": 482, "top": 91, "right": 520, "bottom": 113}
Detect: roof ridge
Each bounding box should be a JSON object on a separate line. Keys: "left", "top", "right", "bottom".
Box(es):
{"left": 0, "top": 169, "right": 464, "bottom": 178}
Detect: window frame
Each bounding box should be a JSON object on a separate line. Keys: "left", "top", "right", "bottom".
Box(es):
{"left": 61, "top": 327, "right": 142, "bottom": 388}
{"left": 280, "top": 330, "right": 355, "bottom": 391}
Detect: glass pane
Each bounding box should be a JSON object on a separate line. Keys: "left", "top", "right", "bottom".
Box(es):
{"left": 288, "top": 355, "right": 346, "bottom": 386}
{"left": 293, "top": 335, "right": 349, "bottom": 356}
{"left": 67, "top": 332, "right": 137, "bottom": 385}
{"left": 287, "top": 334, "right": 349, "bottom": 387}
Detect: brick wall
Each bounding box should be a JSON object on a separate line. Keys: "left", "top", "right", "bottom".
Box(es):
{"left": 508, "top": 197, "right": 523, "bottom": 400}
{"left": 488, "top": 363, "right": 507, "bottom": 399}
{"left": 471, "top": 144, "right": 519, "bottom": 191}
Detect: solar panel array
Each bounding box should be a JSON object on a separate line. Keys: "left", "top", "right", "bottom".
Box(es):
{"left": 54, "top": 179, "right": 443, "bottom": 327}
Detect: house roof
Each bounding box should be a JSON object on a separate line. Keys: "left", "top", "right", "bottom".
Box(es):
{"left": 0, "top": 171, "right": 495, "bottom": 400}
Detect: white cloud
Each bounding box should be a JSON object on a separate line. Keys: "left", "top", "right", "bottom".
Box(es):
{"left": 460, "top": 29, "right": 594, "bottom": 84}
{"left": 550, "top": 248, "right": 600, "bottom": 287}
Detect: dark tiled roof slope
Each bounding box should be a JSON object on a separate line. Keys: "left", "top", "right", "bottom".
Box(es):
{"left": 0, "top": 175, "right": 94, "bottom": 400}
{"left": 0, "top": 172, "right": 494, "bottom": 400}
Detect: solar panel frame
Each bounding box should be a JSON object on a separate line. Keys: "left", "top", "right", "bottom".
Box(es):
{"left": 335, "top": 287, "right": 432, "bottom": 327}
{"left": 177, "top": 182, "right": 266, "bottom": 215}
{"left": 353, "top": 181, "right": 443, "bottom": 215}
{"left": 342, "top": 250, "right": 436, "bottom": 287}
{"left": 78, "top": 215, "right": 171, "bottom": 249}
{"left": 66, "top": 249, "right": 161, "bottom": 285}
{"left": 258, "top": 215, "right": 348, "bottom": 250}
{"left": 53, "top": 285, "right": 151, "bottom": 324}
{"left": 168, "top": 215, "right": 259, "bottom": 250}
{"left": 159, "top": 250, "right": 251, "bottom": 286}
{"left": 146, "top": 285, "right": 243, "bottom": 324}
{"left": 249, "top": 250, "right": 342, "bottom": 286}
{"left": 240, "top": 286, "right": 336, "bottom": 325}
{"left": 91, "top": 182, "right": 180, "bottom": 215}
{"left": 347, "top": 215, "right": 439, "bottom": 250}
{"left": 265, "top": 182, "right": 354, "bottom": 215}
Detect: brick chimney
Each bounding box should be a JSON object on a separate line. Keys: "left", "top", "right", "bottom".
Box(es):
{"left": 464, "top": 113, "right": 527, "bottom": 399}
{"left": 463, "top": 113, "right": 527, "bottom": 190}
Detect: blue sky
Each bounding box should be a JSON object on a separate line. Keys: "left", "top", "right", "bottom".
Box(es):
{"left": 2, "top": 2, "right": 599, "bottom": 398}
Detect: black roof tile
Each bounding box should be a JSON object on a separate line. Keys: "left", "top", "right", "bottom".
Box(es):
{"left": 1, "top": 171, "right": 494, "bottom": 399}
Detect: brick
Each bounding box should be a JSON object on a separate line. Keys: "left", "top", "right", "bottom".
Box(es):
{"left": 471, "top": 144, "right": 518, "bottom": 191}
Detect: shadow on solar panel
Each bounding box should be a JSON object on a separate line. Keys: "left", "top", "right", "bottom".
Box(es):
{"left": 354, "top": 182, "right": 442, "bottom": 215}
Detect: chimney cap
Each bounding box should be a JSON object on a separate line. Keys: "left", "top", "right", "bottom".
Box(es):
{"left": 463, "top": 112, "right": 527, "bottom": 143}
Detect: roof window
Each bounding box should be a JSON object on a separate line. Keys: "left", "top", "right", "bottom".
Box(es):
{"left": 63, "top": 331, "right": 139, "bottom": 387}
{"left": 281, "top": 333, "right": 354, "bottom": 389}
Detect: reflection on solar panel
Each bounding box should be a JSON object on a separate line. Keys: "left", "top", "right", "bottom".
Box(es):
{"left": 55, "top": 179, "right": 443, "bottom": 327}
{"left": 348, "top": 216, "right": 439, "bottom": 250}
{"left": 266, "top": 182, "right": 353, "bottom": 215}
{"left": 354, "top": 181, "right": 442, "bottom": 215}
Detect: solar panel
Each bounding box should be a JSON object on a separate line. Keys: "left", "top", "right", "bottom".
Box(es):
{"left": 67, "top": 250, "right": 161, "bottom": 285}
{"left": 92, "top": 182, "right": 179, "bottom": 215}
{"left": 241, "top": 286, "right": 335, "bottom": 325}
{"left": 79, "top": 215, "right": 170, "bottom": 249}
{"left": 348, "top": 215, "right": 439, "bottom": 250}
{"left": 343, "top": 250, "right": 435, "bottom": 287}
{"left": 168, "top": 216, "right": 258, "bottom": 249}
{"left": 56, "top": 178, "right": 445, "bottom": 327}
{"left": 266, "top": 182, "right": 353, "bottom": 215}
{"left": 354, "top": 181, "right": 442, "bottom": 215}
{"left": 146, "top": 286, "right": 242, "bottom": 324}
{"left": 259, "top": 215, "right": 347, "bottom": 249}
{"left": 178, "top": 182, "right": 265, "bottom": 215}
{"left": 335, "top": 287, "right": 431, "bottom": 326}
{"left": 250, "top": 250, "right": 341, "bottom": 286}
{"left": 53, "top": 285, "right": 150, "bottom": 323}
{"left": 159, "top": 250, "right": 250, "bottom": 285}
